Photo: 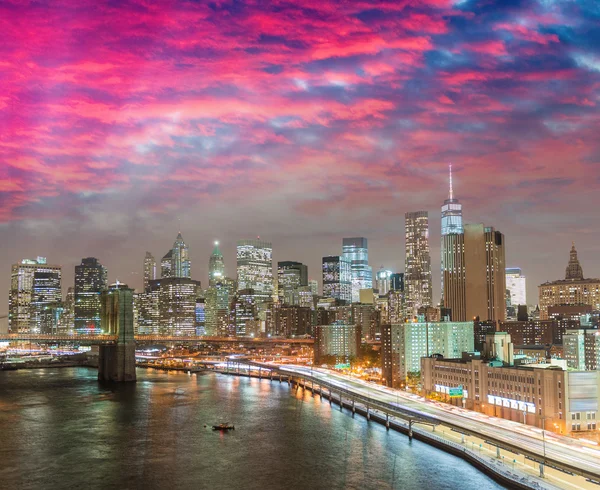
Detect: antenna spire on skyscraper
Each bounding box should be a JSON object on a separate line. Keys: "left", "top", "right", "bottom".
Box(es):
{"left": 449, "top": 163, "right": 453, "bottom": 200}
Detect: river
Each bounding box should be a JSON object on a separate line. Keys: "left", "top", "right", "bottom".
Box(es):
{"left": 0, "top": 368, "right": 504, "bottom": 489}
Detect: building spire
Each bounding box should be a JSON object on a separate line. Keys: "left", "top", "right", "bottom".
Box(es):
{"left": 448, "top": 163, "right": 454, "bottom": 200}
{"left": 565, "top": 242, "right": 584, "bottom": 281}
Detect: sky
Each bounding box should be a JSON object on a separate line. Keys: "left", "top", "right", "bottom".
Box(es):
{"left": 1, "top": 0, "right": 600, "bottom": 314}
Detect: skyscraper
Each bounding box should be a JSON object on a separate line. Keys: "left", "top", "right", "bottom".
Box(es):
{"left": 506, "top": 267, "right": 527, "bottom": 307}
{"left": 8, "top": 257, "right": 62, "bottom": 333}
{"left": 208, "top": 241, "right": 225, "bottom": 286}
{"left": 404, "top": 211, "right": 432, "bottom": 317}
{"left": 376, "top": 268, "right": 393, "bottom": 295}
{"left": 205, "top": 278, "right": 235, "bottom": 336}
{"left": 74, "top": 257, "right": 108, "bottom": 333}
{"left": 171, "top": 232, "right": 191, "bottom": 278}
{"left": 143, "top": 252, "right": 156, "bottom": 292}
{"left": 390, "top": 273, "right": 404, "bottom": 292}
{"left": 342, "top": 237, "right": 373, "bottom": 303}
{"left": 322, "top": 255, "right": 352, "bottom": 303}
{"left": 151, "top": 277, "right": 201, "bottom": 335}
{"left": 440, "top": 164, "right": 463, "bottom": 304}
{"left": 161, "top": 250, "right": 173, "bottom": 278}
{"left": 442, "top": 224, "right": 506, "bottom": 322}
{"left": 277, "top": 261, "right": 308, "bottom": 304}
{"left": 236, "top": 239, "right": 273, "bottom": 296}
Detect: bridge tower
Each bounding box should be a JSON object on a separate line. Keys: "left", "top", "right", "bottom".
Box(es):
{"left": 98, "top": 283, "right": 136, "bottom": 382}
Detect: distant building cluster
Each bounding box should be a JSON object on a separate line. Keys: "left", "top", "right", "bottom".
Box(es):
{"left": 7, "top": 164, "right": 600, "bottom": 436}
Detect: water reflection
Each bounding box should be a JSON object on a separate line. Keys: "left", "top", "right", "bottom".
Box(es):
{"left": 0, "top": 368, "right": 503, "bottom": 490}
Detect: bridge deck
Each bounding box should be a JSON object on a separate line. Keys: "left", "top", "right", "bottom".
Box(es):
{"left": 0, "top": 334, "right": 313, "bottom": 345}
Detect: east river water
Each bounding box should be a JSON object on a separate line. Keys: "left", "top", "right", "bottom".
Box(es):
{"left": 0, "top": 368, "right": 504, "bottom": 490}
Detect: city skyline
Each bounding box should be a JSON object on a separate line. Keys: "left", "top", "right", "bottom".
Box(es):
{"left": 2, "top": 227, "right": 597, "bottom": 314}
{"left": 1, "top": 0, "right": 599, "bottom": 316}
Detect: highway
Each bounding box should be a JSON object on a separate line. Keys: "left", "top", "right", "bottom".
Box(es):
{"left": 276, "top": 364, "right": 600, "bottom": 480}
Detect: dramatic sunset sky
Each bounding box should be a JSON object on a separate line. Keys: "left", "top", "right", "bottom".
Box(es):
{"left": 1, "top": 0, "right": 599, "bottom": 314}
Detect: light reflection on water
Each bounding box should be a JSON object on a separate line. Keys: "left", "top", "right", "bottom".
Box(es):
{"left": 0, "top": 368, "right": 504, "bottom": 490}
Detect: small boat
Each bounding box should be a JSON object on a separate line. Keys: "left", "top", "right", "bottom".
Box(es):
{"left": 212, "top": 423, "right": 235, "bottom": 431}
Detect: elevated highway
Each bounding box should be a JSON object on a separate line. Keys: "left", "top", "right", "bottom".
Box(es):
{"left": 245, "top": 362, "right": 600, "bottom": 483}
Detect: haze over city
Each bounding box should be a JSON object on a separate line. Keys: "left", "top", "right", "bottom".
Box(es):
{"left": 2, "top": 0, "right": 600, "bottom": 313}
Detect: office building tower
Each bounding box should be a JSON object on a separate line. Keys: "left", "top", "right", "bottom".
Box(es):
{"left": 405, "top": 212, "right": 432, "bottom": 317}
{"left": 137, "top": 288, "right": 160, "bottom": 335}
{"left": 161, "top": 250, "right": 173, "bottom": 278}
{"left": 441, "top": 164, "right": 464, "bottom": 236}
{"left": 309, "top": 279, "right": 319, "bottom": 296}
{"left": 342, "top": 237, "right": 373, "bottom": 303}
{"left": 388, "top": 290, "right": 404, "bottom": 324}
{"left": 234, "top": 289, "right": 258, "bottom": 337}
{"left": 8, "top": 257, "right": 62, "bottom": 333}
{"left": 277, "top": 261, "right": 308, "bottom": 304}
{"left": 381, "top": 318, "right": 474, "bottom": 387}
{"left": 196, "top": 298, "right": 206, "bottom": 336}
{"left": 322, "top": 255, "right": 352, "bottom": 303}
{"left": 440, "top": 164, "right": 463, "bottom": 304}
{"left": 74, "top": 257, "right": 107, "bottom": 333}
{"left": 539, "top": 244, "right": 600, "bottom": 319}
{"left": 297, "top": 286, "right": 314, "bottom": 309}
{"left": 237, "top": 239, "right": 273, "bottom": 296}
{"left": 506, "top": 268, "right": 527, "bottom": 307}
{"left": 390, "top": 273, "right": 404, "bottom": 292}
{"left": 151, "top": 277, "right": 201, "bottom": 335}
{"left": 204, "top": 277, "right": 236, "bottom": 336}
{"left": 171, "top": 232, "right": 191, "bottom": 278}
{"left": 442, "top": 224, "right": 506, "bottom": 322}
{"left": 376, "top": 268, "right": 393, "bottom": 295}
{"left": 143, "top": 252, "right": 156, "bottom": 292}
{"left": 314, "top": 322, "right": 361, "bottom": 364}
{"left": 208, "top": 241, "right": 225, "bottom": 286}
{"left": 39, "top": 303, "right": 64, "bottom": 335}
{"left": 31, "top": 264, "right": 62, "bottom": 333}
{"left": 60, "top": 287, "right": 75, "bottom": 333}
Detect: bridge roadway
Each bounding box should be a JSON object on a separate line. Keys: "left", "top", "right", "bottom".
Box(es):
{"left": 0, "top": 334, "right": 313, "bottom": 346}
{"left": 250, "top": 362, "right": 600, "bottom": 482}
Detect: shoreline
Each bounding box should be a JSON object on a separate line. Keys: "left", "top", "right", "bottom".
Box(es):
{"left": 0, "top": 365, "right": 558, "bottom": 489}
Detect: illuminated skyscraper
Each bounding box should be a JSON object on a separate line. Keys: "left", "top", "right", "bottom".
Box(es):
{"left": 376, "top": 268, "right": 393, "bottom": 295}
{"left": 205, "top": 278, "right": 235, "bottom": 336}
{"left": 171, "top": 232, "right": 191, "bottom": 278}
{"left": 8, "top": 257, "right": 62, "bottom": 333}
{"left": 277, "top": 261, "right": 308, "bottom": 304}
{"left": 74, "top": 257, "right": 108, "bottom": 333}
{"left": 208, "top": 241, "right": 225, "bottom": 286}
{"left": 442, "top": 224, "right": 506, "bottom": 322}
{"left": 322, "top": 255, "right": 352, "bottom": 303}
{"left": 404, "top": 212, "right": 432, "bottom": 317}
{"left": 236, "top": 239, "right": 273, "bottom": 296}
{"left": 151, "top": 277, "right": 201, "bottom": 335}
{"left": 161, "top": 250, "right": 173, "bottom": 278}
{"left": 309, "top": 279, "right": 319, "bottom": 296}
{"left": 342, "top": 237, "right": 373, "bottom": 303}
{"left": 506, "top": 268, "right": 527, "bottom": 307}
{"left": 143, "top": 252, "right": 156, "bottom": 293}
{"left": 440, "top": 164, "right": 463, "bottom": 304}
